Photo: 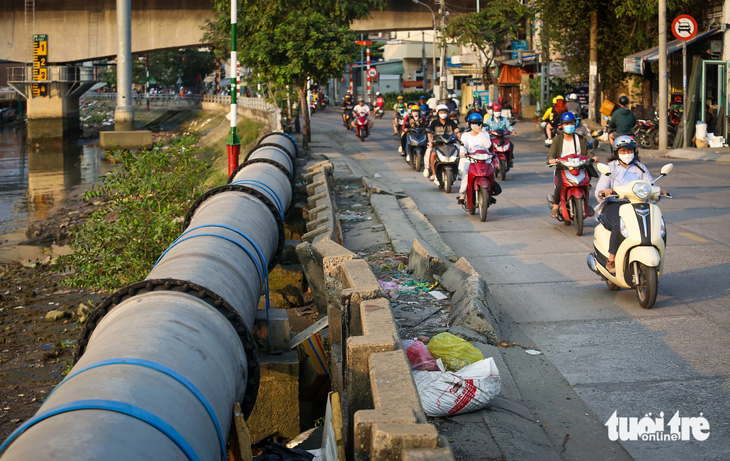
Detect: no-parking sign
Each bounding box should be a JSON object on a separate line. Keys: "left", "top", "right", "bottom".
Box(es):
{"left": 367, "top": 67, "right": 378, "bottom": 78}
{"left": 672, "top": 15, "right": 698, "bottom": 41}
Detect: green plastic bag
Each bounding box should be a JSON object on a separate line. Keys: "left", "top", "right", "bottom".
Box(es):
{"left": 427, "top": 332, "right": 484, "bottom": 372}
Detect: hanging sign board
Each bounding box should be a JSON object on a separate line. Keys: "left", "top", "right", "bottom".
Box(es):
{"left": 671, "top": 15, "right": 697, "bottom": 41}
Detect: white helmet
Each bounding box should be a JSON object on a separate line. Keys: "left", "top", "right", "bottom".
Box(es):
{"left": 376, "top": 91, "right": 381, "bottom": 96}
{"left": 569, "top": 93, "right": 578, "bottom": 100}
{"left": 436, "top": 104, "right": 449, "bottom": 112}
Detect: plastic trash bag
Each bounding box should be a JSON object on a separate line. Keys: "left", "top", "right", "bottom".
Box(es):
{"left": 427, "top": 332, "right": 484, "bottom": 372}
{"left": 413, "top": 358, "right": 501, "bottom": 417}
{"left": 403, "top": 340, "right": 439, "bottom": 371}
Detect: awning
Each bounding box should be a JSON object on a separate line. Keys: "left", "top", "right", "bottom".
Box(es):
{"left": 623, "top": 28, "right": 721, "bottom": 74}
{"left": 498, "top": 65, "right": 522, "bottom": 85}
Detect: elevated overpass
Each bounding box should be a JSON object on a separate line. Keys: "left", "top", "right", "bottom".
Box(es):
{"left": 1, "top": 0, "right": 474, "bottom": 64}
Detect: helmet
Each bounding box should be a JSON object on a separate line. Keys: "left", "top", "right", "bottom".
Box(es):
{"left": 498, "top": 97, "right": 505, "bottom": 104}
{"left": 569, "top": 93, "right": 578, "bottom": 100}
{"left": 613, "top": 135, "right": 637, "bottom": 151}
{"left": 492, "top": 103, "right": 502, "bottom": 112}
{"left": 419, "top": 95, "right": 426, "bottom": 100}
{"left": 467, "top": 112, "right": 483, "bottom": 124}
{"left": 552, "top": 95, "right": 564, "bottom": 104}
{"left": 618, "top": 95, "right": 629, "bottom": 106}
{"left": 344, "top": 94, "right": 352, "bottom": 100}
{"left": 411, "top": 105, "right": 420, "bottom": 111}
{"left": 397, "top": 95, "right": 404, "bottom": 100}
{"left": 436, "top": 104, "right": 449, "bottom": 112}
{"left": 376, "top": 91, "right": 381, "bottom": 96}
{"left": 487, "top": 102, "right": 493, "bottom": 109}
{"left": 473, "top": 91, "right": 478, "bottom": 97}
{"left": 358, "top": 97, "right": 364, "bottom": 102}
{"left": 560, "top": 111, "right": 576, "bottom": 124}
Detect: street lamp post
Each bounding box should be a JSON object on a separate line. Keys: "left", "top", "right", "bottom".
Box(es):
{"left": 412, "top": 0, "right": 438, "bottom": 94}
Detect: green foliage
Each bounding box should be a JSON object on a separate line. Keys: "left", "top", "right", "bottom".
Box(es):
{"left": 102, "top": 49, "right": 216, "bottom": 89}
{"left": 442, "top": 0, "right": 531, "bottom": 78}
{"left": 536, "top": 0, "right": 708, "bottom": 92}
{"left": 58, "top": 136, "right": 212, "bottom": 291}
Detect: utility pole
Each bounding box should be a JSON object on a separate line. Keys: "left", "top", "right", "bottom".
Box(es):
{"left": 658, "top": 0, "right": 668, "bottom": 150}
{"left": 437, "top": 0, "right": 447, "bottom": 100}
{"left": 422, "top": 31, "right": 427, "bottom": 91}
{"left": 588, "top": 11, "right": 598, "bottom": 122}
{"left": 723, "top": 0, "right": 730, "bottom": 61}
{"left": 226, "top": 0, "right": 240, "bottom": 177}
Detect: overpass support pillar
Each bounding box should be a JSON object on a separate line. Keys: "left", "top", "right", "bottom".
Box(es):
{"left": 114, "top": 0, "right": 134, "bottom": 131}
{"left": 26, "top": 84, "right": 80, "bottom": 139}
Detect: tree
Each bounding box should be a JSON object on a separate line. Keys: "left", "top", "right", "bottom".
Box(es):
{"left": 441, "top": 0, "right": 531, "bottom": 82}
{"left": 202, "top": 0, "right": 384, "bottom": 148}
{"left": 536, "top": 0, "right": 707, "bottom": 104}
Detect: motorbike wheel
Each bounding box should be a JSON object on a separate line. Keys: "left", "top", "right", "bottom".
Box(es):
{"left": 407, "top": 150, "right": 415, "bottom": 169}
{"left": 499, "top": 159, "right": 506, "bottom": 181}
{"left": 414, "top": 151, "right": 422, "bottom": 172}
{"left": 572, "top": 197, "right": 584, "bottom": 236}
{"left": 359, "top": 130, "right": 365, "bottom": 142}
{"left": 444, "top": 169, "right": 452, "bottom": 193}
{"left": 606, "top": 280, "right": 621, "bottom": 291}
{"left": 478, "top": 186, "right": 489, "bottom": 222}
{"left": 635, "top": 262, "right": 658, "bottom": 308}
{"left": 638, "top": 131, "right": 652, "bottom": 149}
{"left": 650, "top": 129, "right": 659, "bottom": 150}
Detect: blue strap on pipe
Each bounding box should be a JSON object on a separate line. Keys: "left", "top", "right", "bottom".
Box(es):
{"left": 0, "top": 399, "right": 200, "bottom": 461}
{"left": 250, "top": 146, "right": 293, "bottom": 172}
{"left": 154, "top": 225, "right": 272, "bottom": 348}
{"left": 229, "top": 179, "right": 285, "bottom": 221}
{"left": 44, "top": 358, "right": 226, "bottom": 461}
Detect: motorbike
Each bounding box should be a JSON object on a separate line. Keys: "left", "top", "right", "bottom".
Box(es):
{"left": 406, "top": 126, "right": 429, "bottom": 172}
{"left": 546, "top": 154, "right": 594, "bottom": 236}
{"left": 374, "top": 105, "right": 385, "bottom": 119}
{"left": 343, "top": 106, "right": 354, "bottom": 130}
{"left": 310, "top": 100, "right": 317, "bottom": 114}
{"left": 449, "top": 110, "right": 459, "bottom": 124}
{"left": 633, "top": 119, "right": 654, "bottom": 149}
{"left": 355, "top": 115, "right": 369, "bottom": 141}
{"left": 432, "top": 133, "right": 461, "bottom": 193}
{"left": 318, "top": 99, "right": 326, "bottom": 111}
{"left": 461, "top": 149, "right": 498, "bottom": 222}
{"left": 487, "top": 129, "right": 514, "bottom": 181}
{"left": 587, "top": 163, "right": 673, "bottom": 309}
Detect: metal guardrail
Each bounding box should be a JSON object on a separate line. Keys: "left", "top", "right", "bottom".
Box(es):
{"left": 7, "top": 66, "right": 102, "bottom": 83}
{"left": 85, "top": 92, "right": 279, "bottom": 112}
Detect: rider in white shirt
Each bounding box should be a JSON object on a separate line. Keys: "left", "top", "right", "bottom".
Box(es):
{"left": 457, "top": 112, "right": 493, "bottom": 203}
{"left": 351, "top": 97, "right": 374, "bottom": 131}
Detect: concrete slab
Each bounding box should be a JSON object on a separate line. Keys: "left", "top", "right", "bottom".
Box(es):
{"left": 521, "top": 318, "right": 702, "bottom": 386}
{"left": 370, "top": 194, "right": 418, "bottom": 256}
{"left": 574, "top": 378, "right": 730, "bottom": 461}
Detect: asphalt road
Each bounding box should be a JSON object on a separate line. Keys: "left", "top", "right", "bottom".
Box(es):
{"left": 310, "top": 110, "right": 730, "bottom": 460}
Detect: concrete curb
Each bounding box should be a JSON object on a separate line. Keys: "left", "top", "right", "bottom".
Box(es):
{"left": 297, "top": 157, "right": 454, "bottom": 461}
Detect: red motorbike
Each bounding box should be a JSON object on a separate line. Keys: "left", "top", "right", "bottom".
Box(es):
{"left": 487, "top": 128, "right": 514, "bottom": 180}
{"left": 461, "top": 149, "right": 498, "bottom": 222}
{"left": 355, "top": 115, "right": 369, "bottom": 141}
{"left": 547, "top": 153, "right": 594, "bottom": 236}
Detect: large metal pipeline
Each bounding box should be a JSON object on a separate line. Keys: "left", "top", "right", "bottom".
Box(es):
{"left": 0, "top": 133, "right": 298, "bottom": 460}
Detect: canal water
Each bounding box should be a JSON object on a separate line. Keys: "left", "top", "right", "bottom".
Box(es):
{"left": 0, "top": 125, "right": 111, "bottom": 263}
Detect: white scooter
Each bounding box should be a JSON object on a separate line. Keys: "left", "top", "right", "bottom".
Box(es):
{"left": 587, "top": 162, "right": 673, "bottom": 309}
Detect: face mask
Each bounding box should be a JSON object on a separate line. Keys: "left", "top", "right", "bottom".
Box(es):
{"left": 494, "top": 112, "right": 502, "bottom": 118}
{"left": 563, "top": 124, "right": 576, "bottom": 134}
{"left": 487, "top": 110, "right": 493, "bottom": 115}
{"left": 470, "top": 124, "right": 481, "bottom": 132}
{"left": 439, "top": 113, "right": 448, "bottom": 120}
{"left": 619, "top": 153, "right": 635, "bottom": 164}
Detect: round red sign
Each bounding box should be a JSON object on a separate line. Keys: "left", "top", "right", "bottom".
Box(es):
{"left": 671, "top": 15, "right": 698, "bottom": 41}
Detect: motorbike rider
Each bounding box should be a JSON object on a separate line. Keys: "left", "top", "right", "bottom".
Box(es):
{"left": 425, "top": 104, "right": 461, "bottom": 186}
{"left": 596, "top": 135, "right": 668, "bottom": 274}
{"left": 465, "top": 95, "right": 486, "bottom": 123}
{"left": 458, "top": 113, "right": 500, "bottom": 205}
{"left": 547, "top": 111, "right": 599, "bottom": 218}
{"left": 484, "top": 104, "right": 517, "bottom": 167}
{"left": 401, "top": 104, "right": 428, "bottom": 159}
{"left": 351, "top": 97, "right": 374, "bottom": 131}
{"left": 543, "top": 95, "right": 567, "bottom": 143}
{"left": 341, "top": 94, "right": 355, "bottom": 125}
{"left": 418, "top": 95, "right": 431, "bottom": 119}
{"left": 445, "top": 95, "right": 457, "bottom": 113}
{"left": 375, "top": 91, "right": 385, "bottom": 109}
{"left": 570, "top": 110, "right": 595, "bottom": 148}
{"left": 393, "top": 96, "right": 407, "bottom": 136}
{"left": 607, "top": 95, "right": 637, "bottom": 146}
{"left": 566, "top": 93, "right": 581, "bottom": 113}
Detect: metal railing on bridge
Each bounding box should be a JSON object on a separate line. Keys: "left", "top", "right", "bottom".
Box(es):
{"left": 85, "top": 92, "right": 279, "bottom": 112}
{"left": 7, "top": 65, "right": 103, "bottom": 84}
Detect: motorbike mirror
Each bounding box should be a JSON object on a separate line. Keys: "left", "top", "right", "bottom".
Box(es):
{"left": 660, "top": 163, "right": 674, "bottom": 176}
{"left": 595, "top": 163, "right": 611, "bottom": 176}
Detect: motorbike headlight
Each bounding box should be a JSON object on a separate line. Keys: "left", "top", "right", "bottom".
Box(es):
{"left": 437, "top": 152, "right": 447, "bottom": 162}
{"left": 620, "top": 217, "right": 628, "bottom": 238}
{"left": 660, "top": 218, "right": 666, "bottom": 238}
{"left": 633, "top": 182, "right": 652, "bottom": 200}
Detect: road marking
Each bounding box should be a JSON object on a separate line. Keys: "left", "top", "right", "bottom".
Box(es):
{"left": 678, "top": 232, "right": 708, "bottom": 243}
